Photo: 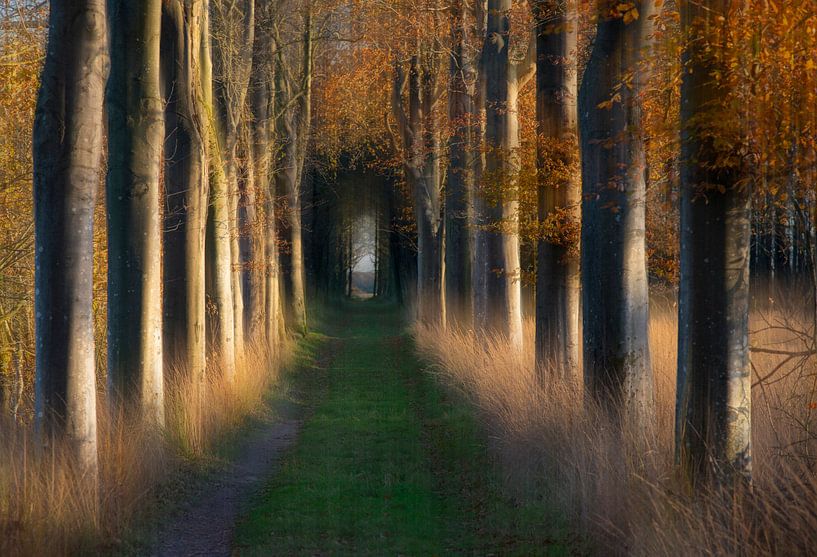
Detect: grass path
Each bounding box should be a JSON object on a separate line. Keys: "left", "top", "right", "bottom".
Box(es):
{"left": 234, "top": 302, "right": 573, "bottom": 556}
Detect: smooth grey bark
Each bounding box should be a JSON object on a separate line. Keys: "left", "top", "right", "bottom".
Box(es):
{"left": 474, "top": 0, "right": 533, "bottom": 347}
{"left": 162, "top": 0, "right": 210, "bottom": 397}
{"left": 274, "top": 104, "right": 307, "bottom": 334}
{"left": 579, "top": 1, "right": 656, "bottom": 423}
{"left": 33, "top": 0, "right": 107, "bottom": 480}
{"left": 392, "top": 55, "right": 445, "bottom": 326}
{"left": 471, "top": 0, "right": 488, "bottom": 332}
{"left": 445, "top": 0, "right": 473, "bottom": 327}
{"left": 676, "top": 0, "right": 752, "bottom": 488}
{"left": 251, "top": 14, "right": 282, "bottom": 351}
{"left": 534, "top": 0, "right": 580, "bottom": 380}
{"left": 205, "top": 129, "right": 238, "bottom": 380}
{"left": 273, "top": 7, "right": 312, "bottom": 335}
{"left": 212, "top": 0, "right": 255, "bottom": 358}
{"left": 240, "top": 119, "right": 266, "bottom": 342}
{"left": 106, "top": 0, "right": 165, "bottom": 424}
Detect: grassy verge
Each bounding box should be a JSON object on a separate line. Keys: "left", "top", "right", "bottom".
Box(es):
{"left": 234, "top": 301, "right": 575, "bottom": 555}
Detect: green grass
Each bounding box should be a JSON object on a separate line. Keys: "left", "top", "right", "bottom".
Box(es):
{"left": 234, "top": 301, "right": 574, "bottom": 556}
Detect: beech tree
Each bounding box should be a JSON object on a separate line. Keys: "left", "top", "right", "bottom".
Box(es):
{"left": 106, "top": 0, "right": 165, "bottom": 423}
{"left": 473, "top": 0, "right": 534, "bottom": 347}
{"left": 445, "top": 0, "right": 473, "bottom": 326}
{"left": 33, "top": 0, "right": 107, "bottom": 479}
{"left": 534, "top": 0, "right": 579, "bottom": 379}
{"left": 162, "top": 0, "right": 211, "bottom": 395}
{"left": 204, "top": 0, "right": 256, "bottom": 379}
{"left": 579, "top": 0, "right": 657, "bottom": 422}
{"left": 392, "top": 51, "right": 445, "bottom": 326}
{"left": 212, "top": 0, "right": 256, "bottom": 363}
{"left": 251, "top": 1, "right": 283, "bottom": 351}
{"left": 676, "top": 0, "right": 752, "bottom": 487}
{"left": 240, "top": 115, "right": 267, "bottom": 343}
{"left": 205, "top": 117, "right": 238, "bottom": 379}
{"left": 274, "top": 2, "right": 313, "bottom": 335}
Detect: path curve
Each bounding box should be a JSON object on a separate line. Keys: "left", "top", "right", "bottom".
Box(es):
{"left": 151, "top": 415, "right": 302, "bottom": 556}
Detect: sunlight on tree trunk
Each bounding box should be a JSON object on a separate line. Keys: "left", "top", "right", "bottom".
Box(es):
{"left": 33, "top": 0, "right": 108, "bottom": 482}
{"left": 534, "top": 0, "right": 580, "bottom": 381}
{"left": 676, "top": 0, "right": 753, "bottom": 489}
{"left": 579, "top": 0, "right": 657, "bottom": 426}
{"left": 162, "top": 0, "right": 210, "bottom": 402}
{"left": 106, "top": 0, "right": 165, "bottom": 425}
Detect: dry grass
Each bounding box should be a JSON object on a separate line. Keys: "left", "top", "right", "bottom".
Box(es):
{"left": 0, "top": 339, "right": 288, "bottom": 555}
{"left": 416, "top": 291, "right": 817, "bottom": 556}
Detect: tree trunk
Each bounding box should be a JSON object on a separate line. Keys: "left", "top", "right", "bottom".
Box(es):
{"left": 33, "top": 0, "right": 107, "bottom": 480}
{"left": 162, "top": 0, "right": 210, "bottom": 399}
{"left": 212, "top": 0, "right": 255, "bottom": 360}
{"left": 229, "top": 164, "right": 246, "bottom": 363}
{"left": 676, "top": 0, "right": 752, "bottom": 488}
{"left": 578, "top": 1, "right": 656, "bottom": 423}
{"left": 206, "top": 132, "right": 238, "bottom": 381}
{"left": 391, "top": 55, "right": 444, "bottom": 326}
{"left": 241, "top": 119, "right": 266, "bottom": 342}
{"left": 445, "top": 0, "right": 473, "bottom": 327}
{"left": 251, "top": 4, "right": 281, "bottom": 352}
{"left": 106, "top": 0, "right": 165, "bottom": 424}
{"left": 275, "top": 106, "right": 308, "bottom": 333}
{"left": 273, "top": 9, "right": 311, "bottom": 336}
{"left": 534, "top": 0, "right": 580, "bottom": 380}
{"left": 476, "top": 0, "right": 524, "bottom": 347}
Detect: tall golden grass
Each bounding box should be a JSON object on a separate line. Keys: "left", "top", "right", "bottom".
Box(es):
{"left": 0, "top": 339, "right": 286, "bottom": 555}
{"left": 416, "top": 293, "right": 817, "bottom": 555}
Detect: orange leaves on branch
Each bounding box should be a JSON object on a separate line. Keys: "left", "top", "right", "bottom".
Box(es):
{"left": 604, "top": 2, "right": 639, "bottom": 24}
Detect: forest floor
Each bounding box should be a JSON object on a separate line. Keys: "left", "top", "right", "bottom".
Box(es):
{"left": 229, "top": 301, "right": 574, "bottom": 556}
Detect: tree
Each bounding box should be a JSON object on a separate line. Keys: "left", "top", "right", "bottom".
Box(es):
{"left": 106, "top": 0, "right": 165, "bottom": 425}
{"left": 251, "top": 1, "right": 283, "bottom": 351}
{"left": 204, "top": 0, "right": 256, "bottom": 380}
{"left": 162, "top": 0, "right": 211, "bottom": 397}
{"left": 205, "top": 116, "right": 238, "bottom": 380}
{"left": 579, "top": 0, "right": 657, "bottom": 423}
{"left": 473, "top": 0, "right": 534, "bottom": 347}
{"left": 534, "top": 0, "right": 579, "bottom": 379}
{"left": 392, "top": 51, "right": 445, "bottom": 326}
{"left": 239, "top": 116, "right": 267, "bottom": 343}
{"left": 212, "top": 0, "right": 256, "bottom": 363}
{"left": 33, "top": 0, "right": 107, "bottom": 479}
{"left": 445, "top": 0, "right": 473, "bottom": 327}
{"left": 274, "top": 2, "right": 313, "bottom": 335}
{"left": 675, "top": 0, "right": 752, "bottom": 488}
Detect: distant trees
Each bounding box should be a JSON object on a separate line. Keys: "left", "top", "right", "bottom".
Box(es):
{"left": 33, "top": 0, "right": 108, "bottom": 479}
{"left": 211, "top": 0, "right": 256, "bottom": 373}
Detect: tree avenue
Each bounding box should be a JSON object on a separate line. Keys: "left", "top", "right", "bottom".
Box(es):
{"left": 10, "top": 0, "right": 817, "bottom": 551}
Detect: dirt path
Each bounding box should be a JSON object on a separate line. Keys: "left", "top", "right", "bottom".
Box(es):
{"left": 148, "top": 303, "right": 570, "bottom": 555}
{"left": 150, "top": 338, "right": 339, "bottom": 557}
{"left": 151, "top": 416, "right": 302, "bottom": 557}
{"left": 231, "top": 302, "right": 572, "bottom": 555}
